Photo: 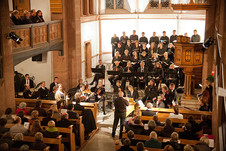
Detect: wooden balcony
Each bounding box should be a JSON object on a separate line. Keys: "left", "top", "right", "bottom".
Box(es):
{"left": 11, "top": 20, "right": 63, "bottom": 65}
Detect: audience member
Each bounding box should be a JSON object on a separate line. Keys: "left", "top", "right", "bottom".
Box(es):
{"left": 11, "top": 133, "right": 24, "bottom": 148}
{"left": 56, "top": 113, "right": 73, "bottom": 128}
{"left": 160, "top": 119, "right": 175, "bottom": 137}
{"left": 50, "top": 77, "right": 59, "bottom": 92}
{"left": 29, "top": 101, "right": 47, "bottom": 117}
{"left": 193, "top": 136, "right": 211, "bottom": 151}
{"left": 74, "top": 93, "right": 85, "bottom": 111}
{"left": 1, "top": 108, "right": 14, "bottom": 124}
{"left": 188, "top": 116, "right": 199, "bottom": 133}
{"left": 117, "top": 138, "right": 134, "bottom": 151}
{"left": 30, "top": 9, "right": 36, "bottom": 23}
{"left": 126, "top": 130, "right": 138, "bottom": 146}
{"left": 142, "top": 103, "right": 156, "bottom": 116}
{"left": 0, "top": 132, "right": 13, "bottom": 148}
{"left": 0, "top": 119, "right": 8, "bottom": 136}
{"left": 126, "top": 116, "right": 144, "bottom": 135}
{"left": 67, "top": 104, "right": 79, "bottom": 119}
{"left": 164, "top": 145, "right": 175, "bottom": 151}
{"left": 19, "top": 145, "right": 30, "bottom": 151}
{"left": 17, "top": 111, "right": 29, "bottom": 124}
{"left": 22, "top": 10, "right": 32, "bottom": 24}
{"left": 49, "top": 105, "right": 61, "bottom": 119}
{"left": 16, "top": 102, "right": 29, "bottom": 115}
{"left": 44, "top": 120, "right": 59, "bottom": 138}
{"left": 163, "top": 132, "right": 182, "bottom": 150}
{"left": 23, "top": 85, "right": 33, "bottom": 99}
{"left": 38, "top": 81, "right": 49, "bottom": 99}
{"left": 179, "top": 123, "right": 198, "bottom": 140}
{"left": 35, "top": 10, "right": 45, "bottom": 23}
{"left": 29, "top": 110, "right": 39, "bottom": 125}
{"left": 144, "top": 120, "right": 157, "bottom": 135}
{"left": 184, "top": 144, "right": 194, "bottom": 151}
{"left": 10, "top": 10, "right": 22, "bottom": 25}
{"left": 30, "top": 120, "right": 44, "bottom": 136}
{"left": 41, "top": 110, "right": 56, "bottom": 126}
{"left": 144, "top": 131, "right": 162, "bottom": 149}
{"left": 9, "top": 117, "right": 28, "bottom": 137}
{"left": 29, "top": 132, "right": 48, "bottom": 150}
{"left": 169, "top": 105, "right": 183, "bottom": 119}
{"left": 136, "top": 142, "right": 145, "bottom": 151}
{"left": 153, "top": 115, "right": 164, "bottom": 126}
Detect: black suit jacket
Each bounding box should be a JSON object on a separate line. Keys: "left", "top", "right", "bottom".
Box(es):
{"left": 50, "top": 82, "right": 57, "bottom": 92}
{"left": 38, "top": 87, "right": 49, "bottom": 99}
{"left": 21, "top": 79, "right": 34, "bottom": 90}
{"left": 56, "top": 119, "right": 74, "bottom": 128}
{"left": 23, "top": 89, "right": 32, "bottom": 98}
{"left": 67, "top": 111, "right": 79, "bottom": 119}
{"left": 127, "top": 90, "right": 139, "bottom": 100}
{"left": 126, "top": 124, "right": 144, "bottom": 135}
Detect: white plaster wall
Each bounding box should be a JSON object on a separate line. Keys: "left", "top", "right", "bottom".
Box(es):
{"left": 30, "top": 0, "right": 51, "bottom": 22}
{"left": 100, "top": 0, "right": 105, "bottom": 14}
{"left": 15, "top": 52, "right": 53, "bottom": 89}
{"left": 81, "top": 21, "right": 100, "bottom": 79}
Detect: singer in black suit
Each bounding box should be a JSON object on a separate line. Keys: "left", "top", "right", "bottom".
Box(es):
{"left": 21, "top": 74, "right": 34, "bottom": 91}
{"left": 137, "top": 61, "right": 148, "bottom": 89}
{"left": 90, "top": 60, "right": 105, "bottom": 87}
{"left": 38, "top": 81, "right": 49, "bottom": 99}
{"left": 50, "top": 77, "right": 59, "bottom": 92}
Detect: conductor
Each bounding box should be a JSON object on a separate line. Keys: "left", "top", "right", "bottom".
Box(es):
{"left": 112, "top": 91, "right": 129, "bottom": 139}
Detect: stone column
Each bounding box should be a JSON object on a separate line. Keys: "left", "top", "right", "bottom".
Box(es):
{"left": 0, "top": 0, "right": 15, "bottom": 114}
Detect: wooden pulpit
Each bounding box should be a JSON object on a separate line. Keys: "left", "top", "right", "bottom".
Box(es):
{"left": 174, "top": 36, "right": 203, "bottom": 99}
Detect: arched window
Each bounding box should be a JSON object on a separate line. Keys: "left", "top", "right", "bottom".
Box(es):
{"left": 106, "top": 0, "right": 124, "bottom": 9}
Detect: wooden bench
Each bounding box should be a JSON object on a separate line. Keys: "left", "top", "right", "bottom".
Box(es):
{"left": 115, "top": 144, "right": 163, "bottom": 151}
{"left": 140, "top": 107, "right": 212, "bottom": 119}
{"left": 141, "top": 116, "right": 201, "bottom": 124}
{"left": 23, "top": 135, "right": 64, "bottom": 151}
{"left": 122, "top": 133, "right": 200, "bottom": 146}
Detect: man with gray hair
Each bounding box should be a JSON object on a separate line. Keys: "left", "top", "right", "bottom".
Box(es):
{"left": 9, "top": 116, "right": 28, "bottom": 137}
{"left": 142, "top": 103, "right": 156, "bottom": 116}
{"left": 112, "top": 91, "right": 129, "bottom": 138}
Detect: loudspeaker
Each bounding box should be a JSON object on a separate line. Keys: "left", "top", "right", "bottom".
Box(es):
{"left": 32, "top": 54, "right": 42, "bottom": 61}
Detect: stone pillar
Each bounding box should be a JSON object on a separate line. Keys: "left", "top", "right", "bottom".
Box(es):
{"left": 0, "top": 0, "right": 15, "bottom": 114}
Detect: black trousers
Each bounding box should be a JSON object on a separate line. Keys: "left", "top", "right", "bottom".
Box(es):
{"left": 112, "top": 111, "right": 126, "bottom": 139}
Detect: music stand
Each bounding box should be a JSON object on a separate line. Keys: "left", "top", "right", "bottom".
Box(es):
{"left": 107, "top": 70, "right": 120, "bottom": 75}
{"left": 91, "top": 68, "right": 104, "bottom": 74}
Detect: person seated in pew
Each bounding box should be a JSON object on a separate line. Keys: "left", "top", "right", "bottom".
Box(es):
{"left": 142, "top": 103, "right": 156, "bottom": 116}
{"left": 19, "top": 145, "right": 30, "bottom": 151}
{"left": 160, "top": 119, "right": 175, "bottom": 137}
{"left": 108, "top": 61, "right": 123, "bottom": 86}
{"left": 44, "top": 120, "right": 59, "bottom": 138}
{"left": 125, "top": 40, "right": 132, "bottom": 56}
{"left": 0, "top": 133, "right": 13, "bottom": 148}
{"left": 17, "top": 111, "right": 29, "bottom": 124}
{"left": 29, "top": 110, "right": 39, "bottom": 125}
{"left": 38, "top": 81, "right": 49, "bottom": 100}
{"left": 11, "top": 133, "right": 25, "bottom": 149}
{"left": 169, "top": 105, "right": 183, "bottom": 119}
{"left": 23, "top": 85, "right": 34, "bottom": 99}
{"left": 90, "top": 59, "right": 105, "bottom": 87}
{"left": 136, "top": 142, "right": 145, "bottom": 151}
{"left": 126, "top": 130, "right": 139, "bottom": 146}
{"left": 179, "top": 123, "right": 199, "bottom": 140}
{"left": 139, "top": 32, "right": 148, "bottom": 45}
{"left": 142, "top": 79, "right": 158, "bottom": 104}
{"left": 187, "top": 116, "right": 199, "bottom": 134}
{"left": 193, "top": 136, "right": 211, "bottom": 151}
{"left": 144, "top": 120, "right": 157, "bottom": 136}
{"left": 197, "top": 115, "right": 212, "bottom": 134}
{"left": 112, "top": 51, "right": 122, "bottom": 67}
{"left": 30, "top": 120, "right": 44, "bottom": 136}
{"left": 144, "top": 131, "right": 162, "bottom": 149}
{"left": 0, "top": 118, "right": 8, "bottom": 136}
{"left": 117, "top": 138, "right": 134, "bottom": 151}
{"left": 29, "top": 132, "right": 48, "bottom": 151}
{"left": 1, "top": 108, "right": 14, "bottom": 124}
{"left": 74, "top": 93, "right": 85, "bottom": 111}
{"left": 10, "top": 117, "right": 28, "bottom": 137}
{"left": 16, "top": 102, "right": 29, "bottom": 115}
{"left": 122, "top": 50, "right": 132, "bottom": 67}
{"left": 121, "top": 62, "right": 134, "bottom": 90}
{"left": 50, "top": 77, "right": 59, "bottom": 93}
{"left": 49, "top": 105, "right": 61, "bottom": 119}
{"left": 56, "top": 113, "right": 74, "bottom": 128}
{"left": 137, "top": 61, "right": 148, "bottom": 90}
{"left": 127, "top": 85, "right": 139, "bottom": 101}
{"left": 41, "top": 110, "right": 57, "bottom": 126}
{"left": 67, "top": 104, "right": 79, "bottom": 119}
{"left": 126, "top": 116, "right": 144, "bottom": 135}
{"left": 47, "top": 86, "right": 57, "bottom": 100}
{"left": 162, "top": 132, "right": 183, "bottom": 151}
{"left": 153, "top": 115, "right": 164, "bottom": 126}
{"left": 29, "top": 101, "right": 47, "bottom": 117}
{"left": 161, "top": 52, "right": 171, "bottom": 69}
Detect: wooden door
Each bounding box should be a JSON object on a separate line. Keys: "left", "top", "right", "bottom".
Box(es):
{"left": 85, "top": 42, "right": 92, "bottom": 79}
{"left": 13, "top": 0, "right": 30, "bottom": 15}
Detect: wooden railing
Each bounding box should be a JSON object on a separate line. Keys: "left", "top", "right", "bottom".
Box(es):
{"left": 11, "top": 20, "right": 62, "bottom": 50}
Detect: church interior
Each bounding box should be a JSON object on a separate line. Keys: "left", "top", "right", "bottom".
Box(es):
{"left": 0, "top": 0, "right": 226, "bottom": 150}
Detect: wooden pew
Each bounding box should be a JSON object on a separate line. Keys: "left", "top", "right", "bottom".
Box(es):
{"left": 140, "top": 107, "right": 212, "bottom": 119}
{"left": 23, "top": 135, "right": 64, "bottom": 151}
{"left": 122, "top": 133, "right": 200, "bottom": 146}
{"left": 115, "top": 144, "right": 164, "bottom": 151}
{"left": 141, "top": 116, "right": 201, "bottom": 124}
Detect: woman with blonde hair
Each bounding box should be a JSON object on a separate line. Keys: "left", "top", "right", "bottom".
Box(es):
{"left": 29, "top": 110, "right": 39, "bottom": 125}
{"left": 44, "top": 120, "right": 59, "bottom": 138}
{"left": 10, "top": 10, "right": 22, "bottom": 25}
{"left": 22, "top": 10, "right": 32, "bottom": 24}
{"left": 49, "top": 105, "right": 61, "bottom": 119}
{"left": 30, "top": 120, "right": 44, "bottom": 136}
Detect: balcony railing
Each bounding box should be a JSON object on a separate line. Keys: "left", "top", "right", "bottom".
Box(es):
{"left": 11, "top": 20, "right": 62, "bottom": 51}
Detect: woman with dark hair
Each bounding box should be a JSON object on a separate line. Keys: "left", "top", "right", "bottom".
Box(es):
{"left": 30, "top": 120, "right": 44, "bottom": 136}
{"left": 160, "top": 119, "right": 175, "bottom": 137}
{"left": 1, "top": 108, "right": 14, "bottom": 124}
{"left": 35, "top": 10, "right": 45, "bottom": 23}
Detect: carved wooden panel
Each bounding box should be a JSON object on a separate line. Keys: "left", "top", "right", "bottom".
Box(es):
{"left": 182, "top": 47, "right": 194, "bottom": 65}
{"left": 49, "top": 22, "right": 62, "bottom": 41}
{"left": 33, "top": 26, "right": 47, "bottom": 45}
{"left": 174, "top": 46, "right": 182, "bottom": 65}
{"left": 12, "top": 28, "right": 30, "bottom": 50}
{"left": 194, "top": 47, "right": 203, "bottom": 65}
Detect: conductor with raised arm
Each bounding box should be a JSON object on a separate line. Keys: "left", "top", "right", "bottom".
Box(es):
{"left": 112, "top": 91, "right": 129, "bottom": 139}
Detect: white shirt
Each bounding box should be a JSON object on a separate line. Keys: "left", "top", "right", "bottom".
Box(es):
{"left": 168, "top": 113, "right": 183, "bottom": 119}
